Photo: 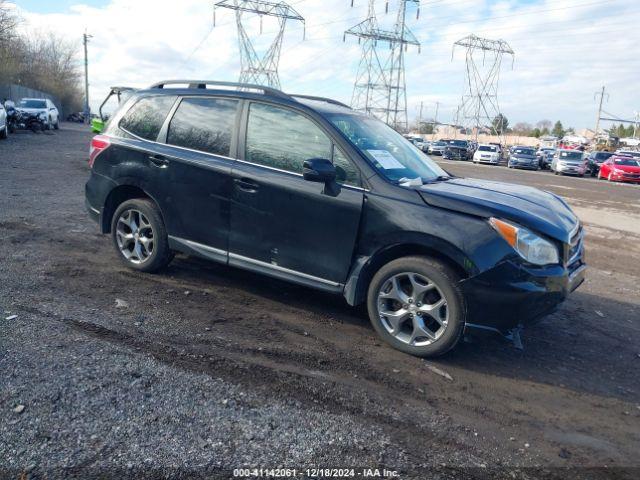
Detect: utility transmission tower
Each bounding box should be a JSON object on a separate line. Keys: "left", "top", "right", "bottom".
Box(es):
{"left": 345, "top": 0, "right": 420, "bottom": 131}
{"left": 214, "top": 0, "right": 304, "bottom": 89}
{"left": 452, "top": 34, "right": 514, "bottom": 142}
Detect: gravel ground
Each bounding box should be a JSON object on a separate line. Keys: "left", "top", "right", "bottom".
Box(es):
{"left": 1, "top": 125, "right": 639, "bottom": 479}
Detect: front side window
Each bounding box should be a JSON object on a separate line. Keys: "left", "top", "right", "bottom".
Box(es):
{"left": 119, "top": 95, "right": 176, "bottom": 141}
{"left": 167, "top": 97, "right": 238, "bottom": 156}
{"left": 333, "top": 148, "right": 360, "bottom": 186}
{"left": 246, "top": 103, "right": 333, "bottom": 174}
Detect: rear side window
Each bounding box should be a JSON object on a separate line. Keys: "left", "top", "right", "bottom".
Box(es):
{"left": 167, "top": 97, "right": 238, "bottom": 156}
{"left": 119, "top": 95, "right": 176, "bottom": 141}
{"left": 245, "top": 103, "right": 332, "bottom": 174}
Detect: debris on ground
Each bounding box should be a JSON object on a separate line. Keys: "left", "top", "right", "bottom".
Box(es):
{"left": 115, "top": 299, "right": 129, "bottom": 309}
{"left": 424, "top": 363, "right": 453, "bottom": 381}
{"left": 13, "top": 405, "right": 25, "bottom": 414}
{"left": 5, "top": 315, "right": 18, "bottom": 320}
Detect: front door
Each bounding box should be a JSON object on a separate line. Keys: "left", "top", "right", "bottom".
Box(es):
{"left": 229, "top": 101, "right": 364, "bottom": 289}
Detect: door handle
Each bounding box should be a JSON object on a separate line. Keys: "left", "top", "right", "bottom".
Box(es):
{"left": 148, "top": 154, "right": 169, "bottom": 167}
{"left": 234, "top": 178, "right": 259, "bottom": 192}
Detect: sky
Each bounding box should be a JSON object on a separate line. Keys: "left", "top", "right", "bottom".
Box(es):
{"left": 9, "top": 0, "right": 640, "bottom": 129}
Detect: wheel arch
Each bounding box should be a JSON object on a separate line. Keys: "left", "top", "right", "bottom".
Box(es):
{"left": 101, "top": 183, "right": 163, "bottom": 234}
{"left": 343, "top": 237, "right": 475, "bottom": 307}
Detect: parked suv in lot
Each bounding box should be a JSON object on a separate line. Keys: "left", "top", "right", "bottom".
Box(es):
{"left": 85, "top": 80, "right": 586, "bottom": 357}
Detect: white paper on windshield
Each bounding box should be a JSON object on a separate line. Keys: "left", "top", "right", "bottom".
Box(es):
{"left": 367, "top": 149, "right": 405, "bottom": 169}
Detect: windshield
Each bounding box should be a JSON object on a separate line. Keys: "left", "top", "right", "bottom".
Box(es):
{"left": 448, "top": 140, "right": 468, "bottom": 147}
{"left": 329, "top": 114, "right": 449, "bottom": 183}
{"left": 594, "top": 152, "right": 613, "bottom": 160}
{"left": 558, "top": 151, "right": 584, "bottom": 161}
{"left": 514, "top": 148, "right": 535, "bottom": 156}
{"left": 478, "top": 145, "right": 497, "bottom": 152}
{"left": 615, "top": 158, "right": 640, "bottom": 166}
{"left": 19, "top": 99, "right": 46, "bottom": 109}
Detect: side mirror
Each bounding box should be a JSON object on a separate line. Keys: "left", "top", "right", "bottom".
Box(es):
{"left": 303, "top": 158, "right": 336, "bottom": 183}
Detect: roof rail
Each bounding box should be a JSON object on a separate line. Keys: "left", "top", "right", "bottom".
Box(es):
{"left": 148, "top": 80, "right": 290, "bottom": 100}
{"left": 148, "top": 80, "right": 351, "bottom": 110}
{"left": 290, "top": 94, "right": 351, "bottom": 109}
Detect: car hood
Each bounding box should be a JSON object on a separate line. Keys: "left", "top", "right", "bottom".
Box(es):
{"left": 17, "top": 108, "right": 46, "bottom": 115}
{"left": 511, "top": 154, "right": 536, "bottom": 160}
{"left": 418, "top": 178, "right": 578, "bottom": 243}
{"left": 614, "top": 164, "right": 640, "bottom": 173}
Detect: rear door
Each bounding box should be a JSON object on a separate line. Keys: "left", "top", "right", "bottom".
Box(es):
{"left": 228, "top": 101, "right": 364, "bottom": 289}
{"left": 153, "top": 96, "right": 241, "bottom": 259}
{"left": 113, "top": 94, "right": 240, "bottom": 260}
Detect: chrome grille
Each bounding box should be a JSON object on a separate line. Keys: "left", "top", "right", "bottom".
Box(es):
{"left": 567, "top": 225, "right": 584, "bottom": 268}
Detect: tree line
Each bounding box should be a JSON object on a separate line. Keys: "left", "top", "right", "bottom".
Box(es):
{"left": 0, "top": 0, "right": 83, "bottom": 113}
{"left": 504, "top": 118, "right": 573, "bottom": 138}
{"left": 413, "top": 115, "right": 574, "bottom": 139}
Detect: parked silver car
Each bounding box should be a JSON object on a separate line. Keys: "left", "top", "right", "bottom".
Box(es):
{"left": 551, "top": 150, "right": 587, "bottom": 176}
{"left": 428, "top": 140, "right": 447, "bottom": 156}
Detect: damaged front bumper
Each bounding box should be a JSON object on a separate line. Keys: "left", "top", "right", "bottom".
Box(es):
{"left": 461, "top": 258, "right": 586, "bottom": 335}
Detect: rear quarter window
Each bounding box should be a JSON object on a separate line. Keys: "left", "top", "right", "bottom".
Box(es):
{"left": 119, "top": 95, "right": 176, "bottom": 141}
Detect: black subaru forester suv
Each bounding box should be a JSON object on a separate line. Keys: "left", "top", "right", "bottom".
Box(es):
{"left": 85, "top": 80, "right": 586, "bottom": 357}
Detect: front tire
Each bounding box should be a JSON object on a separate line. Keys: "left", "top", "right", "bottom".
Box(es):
{"left": 111, "top": 198, "right": 172, "bottom": 273}
{"left": 0, "top": 124, "right": 7, "bottom": 139}
{"left": 366, "top": 256, "right": 465, "bottom": 357}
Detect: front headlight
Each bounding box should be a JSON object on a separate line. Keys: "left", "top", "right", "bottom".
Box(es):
{"left": 489, "top": 218, "right": 559, "bottom": 265}
{"left": 38, "top": 112, "right": 47, "bottom": 120}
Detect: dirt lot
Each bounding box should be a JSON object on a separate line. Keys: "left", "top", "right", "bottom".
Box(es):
{"left": 1, "top": 126, "right": 639, "bottom": 479}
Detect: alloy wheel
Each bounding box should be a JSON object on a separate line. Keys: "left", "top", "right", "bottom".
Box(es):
{"left": 115, "top": 209, "right": 154, "bottom": 264}
{"left": 377, "top": 272, "right": 448, "bottom": 347}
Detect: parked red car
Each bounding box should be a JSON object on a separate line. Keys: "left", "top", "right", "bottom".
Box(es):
{"left": 598, "top": 155, "right": 640, "bottom": 183}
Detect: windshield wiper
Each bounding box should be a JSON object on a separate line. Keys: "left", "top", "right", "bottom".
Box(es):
{"left": 433, "top": 175, "right": 452, "bottom": 181}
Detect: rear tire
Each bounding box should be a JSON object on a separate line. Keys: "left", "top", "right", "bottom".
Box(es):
{"left": 366, "top": 256, "right": 465, "bottom": 357}
{"left": 110, "top": 198, "right": 172, "bottom": 273}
